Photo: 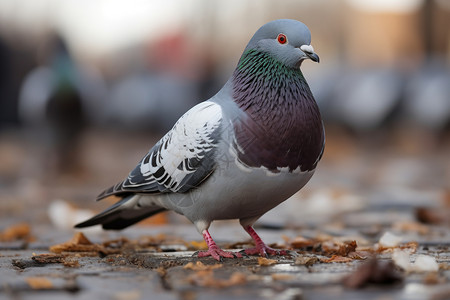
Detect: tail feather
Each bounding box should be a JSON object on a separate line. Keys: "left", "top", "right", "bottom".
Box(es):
{"left": 74, "top": 196, "right": 166, "bottom": 230}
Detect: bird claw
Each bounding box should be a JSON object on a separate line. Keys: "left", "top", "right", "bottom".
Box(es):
{"left": 197, "top": 247, "right": 243, "bottom": 261}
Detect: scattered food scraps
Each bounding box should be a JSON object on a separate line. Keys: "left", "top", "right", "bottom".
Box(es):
{"left": 343, "top": 258, "right": 402, "bottom": 288}
{"left": 0, "top": 223, "right": 33, "bottom": 242}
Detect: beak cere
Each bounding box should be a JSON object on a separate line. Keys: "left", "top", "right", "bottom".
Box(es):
{"left": 300, "top": 44, "right": 320, "bottom": 63}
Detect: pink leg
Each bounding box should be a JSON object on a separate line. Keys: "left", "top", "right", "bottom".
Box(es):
{"left": 197, "top": 230, "right": 242, "bottom": 261}
{"left": 243, "top": 226, "right": 290, "bottom": 257}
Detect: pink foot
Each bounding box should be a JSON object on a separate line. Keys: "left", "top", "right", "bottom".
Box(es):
{"left": 197, "top": 230, "right": 242, "bottom": 261}
{"left": 243, "top": 226, "right": 291, "bottom": 257}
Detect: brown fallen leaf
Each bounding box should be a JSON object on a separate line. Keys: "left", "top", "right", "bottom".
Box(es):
{"left": 187, "top": 270, "right": 247, "bottom": 288}
{"left": 342, "top": 258, "right": 402, "bottom": 289}
{"left": 32, "top": 253, "right": 68, "bottom": 264}
{"left": 322, "top": 240, "right": 357, "bottom": 257}
{"left": 294, "top": 256, "right": 319, "bottom": 267}
{"left": 289, "top": 236, "right": 318, "bottom": 249}
{"left": 25, "top": 277, "right": 53, "bottom": 289}
{"left": 137, "top": 233, "right": 187, "bottom": 248}
{"left": 0, "top": 223, "right": 33, "bottom": 242}
{"left": 102, "top": 237, "right": 130, "bottom": 249}
{"left": 258, "top": 257, "right": 277, "bottom": 266}
{"left": 347, "top": 251, "right": 368, "bottom": 260}
{"left": 63, "top": 257, "right": 80, "bottom": 267}
{"left": 393, "top": 221, "right": 430, "bottom": 235}
{"left": 422, "top": 272, "right": 445, "bottom": 285}
{"left": 416, "top": 207, "right": 450, "bottom": 225}
{"left": 271, "top": 273, "right": 295, "bottom": 281}
{"left": 321, "top": 255, "right": 353, "bottom": 263}
{"left": 377, "top": 241, "right": 419, "bottom": 254}
{"left": 189, "top": 240, "right": 208, "bottom": 250}
{"left": 183, "top": 261, "right": 223, "bottom": 271}
{"left": 32, "top": 253, "right": 80, "bottom": 267}
{"left": 226, "top": 240, "right": 254, "bottom": 250}
{"left": 49, "top": 232, "right": 117, "bottom": 255}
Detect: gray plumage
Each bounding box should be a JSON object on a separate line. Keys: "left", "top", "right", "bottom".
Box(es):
{"left": 76, "top": 19, "right": 324, "bottom": 260}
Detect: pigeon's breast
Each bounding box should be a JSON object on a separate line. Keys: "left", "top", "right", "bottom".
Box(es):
{"left": 231, "top": 49, "right": 324, "bottom": 173}
{"left": 232, "top": 104, "right": 323, "bottom": 173}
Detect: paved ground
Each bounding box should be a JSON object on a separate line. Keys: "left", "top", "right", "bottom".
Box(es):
{"left": 0, "top": 128, "right": 449, "bottom": 299}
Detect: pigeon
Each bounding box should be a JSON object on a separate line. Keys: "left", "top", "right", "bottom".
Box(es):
{"left": 18, "top": 37, "right": 87, "bottom": 174}
{"left": 75, "top": 19, "right": 325, "bottom": 261}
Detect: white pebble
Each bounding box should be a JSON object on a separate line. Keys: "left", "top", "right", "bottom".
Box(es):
{"left": 412, "top": 255, "right": 439, "bottom": 272}
{"left": 392, "top": 249, "right": 411, "bottom": 271}
{"left": 379, "top": 231, "right": 403, "bottom": 247}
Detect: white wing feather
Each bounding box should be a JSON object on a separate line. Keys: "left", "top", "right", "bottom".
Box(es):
{"left": 99, "top": 101, "right": 223, "bottom": 198}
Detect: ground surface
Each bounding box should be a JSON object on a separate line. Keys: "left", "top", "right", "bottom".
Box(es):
{"left": 0, "top": 128, "right": 449, "bottom": 299}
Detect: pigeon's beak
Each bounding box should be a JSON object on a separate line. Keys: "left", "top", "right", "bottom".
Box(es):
{"left": 300, "top": 44, "right": 320, "bottom": 63}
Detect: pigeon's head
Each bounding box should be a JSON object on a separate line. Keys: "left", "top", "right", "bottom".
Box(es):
{"left": 245, "top": 19, "right": 319, "bottom": 68}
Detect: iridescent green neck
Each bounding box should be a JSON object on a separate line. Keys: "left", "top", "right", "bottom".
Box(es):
{"left": 236, "top": 49, "right": 305, "bottom": 79}
{"left": 232, "top": 49, "right": 313, "bottom": 112}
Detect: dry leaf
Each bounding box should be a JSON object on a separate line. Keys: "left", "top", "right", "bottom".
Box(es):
{"left": 294, "top": 256, "right": 319, "bottom": 266}
{"left": 423, "top": 272, "right": 444, "bottom": 285}
{"left": 393, "top": 221, "right": 430, "bottom": 235}
{"left": 63, "top": 257, "right": 80, "bottom": 267}
{"left": 32, "top": 253, "right": 68, "bottom": 264}
{"left": 258, "top": 257, "right": 277, "bottom": 266}
{"left": 347, "top": 251, "right": 368, "bottom": 260}
{"left": 321, "top": 255, "right": 353, "bottom": 263}
{"left": 188, "top": 271, "right": 246, "bottom": 288}
{"left": 183, "top": 261, "right": 222, "bottom": 271}
{"left": 289, "top": 236, "right": 317, "bottom": 249}
{"left": 271, "top": 273, "right": 295, "bottom": 281}
{"left": 322, "top": 240, "right": 357, "bottom": 257}
{"left": 343, "top": 258, "right": 402, "bottom": 288}
{"left": 189, "top": 240, "right": 208, "bottom": 250}
{"left": 377, "top": 241, "right": 419, "bottom": 254}
{"left": 416, "top": 207, "right": 450, "bottom": 225}
{"left": 0, "top": 223, "right": 33, "bottom": 242}
{"left": 32, "top": 253, "right": 80, "bottom": 267}
{"left": 49, "top": 232, "right": 117, "bottom": 255}
{"left": 25, "top": 277, "right": 53, "bottom": 289}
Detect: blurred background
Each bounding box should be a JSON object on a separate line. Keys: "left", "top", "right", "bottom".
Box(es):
{"left": 0, "top": 0, "right": 449, "bottom": 232}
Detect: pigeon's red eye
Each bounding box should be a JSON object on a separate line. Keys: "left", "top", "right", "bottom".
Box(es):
{"left": 277, "top": 33, "right": 287, "bottom": 44}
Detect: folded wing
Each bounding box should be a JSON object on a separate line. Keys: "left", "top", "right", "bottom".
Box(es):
{"left": 97, "top": 101, "right": 223, "bottom": 200}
